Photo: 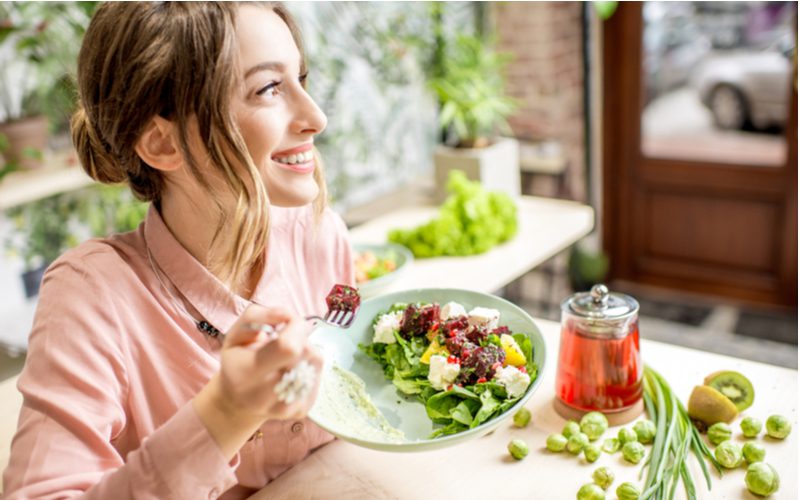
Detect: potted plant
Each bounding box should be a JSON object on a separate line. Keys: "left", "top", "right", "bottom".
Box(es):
{"left": 4, "top": 192, "right": 82, "bottom": 297}
{"left": 0, "top": 2, "right": 96, "bottom": 169}
{"left": 428, "top": 33, "right": 520, "bottom": 201}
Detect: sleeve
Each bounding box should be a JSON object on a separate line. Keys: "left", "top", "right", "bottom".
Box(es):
{"left": 1, "top": 255, "right": 239, "bottom": 499}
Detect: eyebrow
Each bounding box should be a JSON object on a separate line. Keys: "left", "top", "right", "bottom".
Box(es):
{"left": 244, "top": 61, "right": 285, "bottom": 79}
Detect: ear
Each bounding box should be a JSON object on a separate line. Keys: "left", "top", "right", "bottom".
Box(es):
{"left": 134, "top": 116, "right": 182, "bottom": 172}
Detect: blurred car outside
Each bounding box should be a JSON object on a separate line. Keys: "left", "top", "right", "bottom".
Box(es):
{"left": 692, "top": 32, "right": 793, "bottom": 131}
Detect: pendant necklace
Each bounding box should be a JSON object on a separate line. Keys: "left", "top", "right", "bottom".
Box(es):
{"left": 146, "top": 245, "right": 225, "bottom": 339}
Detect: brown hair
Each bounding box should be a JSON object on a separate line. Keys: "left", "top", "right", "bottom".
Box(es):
{"left": 72, "top": 2, "right": 327, "bottom": 288}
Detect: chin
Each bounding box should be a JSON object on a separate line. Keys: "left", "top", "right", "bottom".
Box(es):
{"left": 266, "top": 180, "right": 320, "bottom": 207}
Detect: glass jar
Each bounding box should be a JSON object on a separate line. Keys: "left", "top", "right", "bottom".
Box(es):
{"left": 555, "top": 284, "right": 642, "bottom": 413}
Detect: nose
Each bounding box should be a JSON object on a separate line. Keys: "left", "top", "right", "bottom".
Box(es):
{"left": 292, "top": 87, "right": 327, "bottom": 136}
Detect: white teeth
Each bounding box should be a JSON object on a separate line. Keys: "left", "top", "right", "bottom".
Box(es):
{"left": 275, "top": 151, "right": 313, "bottom": 165}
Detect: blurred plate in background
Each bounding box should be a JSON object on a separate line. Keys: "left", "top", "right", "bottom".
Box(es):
{"left": 353, "top": 242, "right": 413, "bottom": 298}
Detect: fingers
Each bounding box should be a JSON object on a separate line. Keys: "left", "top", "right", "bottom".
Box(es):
{"left": 224, "top": 305, "right": 292, "bottom": 348}
{"left": 253, "top": 314, "right": 316, "bottom": 371}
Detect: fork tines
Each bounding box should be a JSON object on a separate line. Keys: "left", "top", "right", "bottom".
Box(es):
{"left": 325, "top": 309, "right": 356, "bottom": 328}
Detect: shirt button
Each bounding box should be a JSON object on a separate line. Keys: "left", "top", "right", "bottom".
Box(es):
{"left": 291, "top": 421, "right": 304, "bottom": 434}
{"left": 209, "top": 488, "right": 220, "bottom": 500}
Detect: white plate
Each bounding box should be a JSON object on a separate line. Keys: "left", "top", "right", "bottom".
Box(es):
{"left": 308, "top": 288, "right": 546, "bottom": 452}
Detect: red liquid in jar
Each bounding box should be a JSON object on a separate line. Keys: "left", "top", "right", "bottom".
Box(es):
{"left": 556, "top": 317, "right": 643, "bottom": 412}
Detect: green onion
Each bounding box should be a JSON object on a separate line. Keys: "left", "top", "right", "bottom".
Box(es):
{"left": 640, "top": 366, "right": 722, "bottom": 500}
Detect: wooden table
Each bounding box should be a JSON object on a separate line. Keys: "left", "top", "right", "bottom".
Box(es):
{"left": 347, "top": 195, "right": 595, "bottom": 294}
{"left": 250, "top": 319, "right": 798, "bottom": 500}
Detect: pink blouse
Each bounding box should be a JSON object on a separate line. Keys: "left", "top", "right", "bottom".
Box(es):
{"left": 2, "top": 203, "right": 355, "bottom": 499}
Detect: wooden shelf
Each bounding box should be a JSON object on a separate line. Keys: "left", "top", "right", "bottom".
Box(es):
{"left": 0, "top": 150, "right": 95, "bottom": 211}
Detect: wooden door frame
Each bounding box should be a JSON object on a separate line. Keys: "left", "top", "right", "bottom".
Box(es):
{"left": 601, "top": 3, "right": 797, "bottom": 308}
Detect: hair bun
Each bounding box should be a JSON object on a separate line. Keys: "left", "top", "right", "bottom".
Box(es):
{"left": 71, "top": 106, "right": 126, "bottom": 184}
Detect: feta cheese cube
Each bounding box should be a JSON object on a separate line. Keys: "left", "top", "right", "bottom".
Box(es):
{"left": 440, "top": 301, "right": 467, "bottom": 320}
{"left": 467, "top": 307, "right": 500, "bottom": 330}
{"left": 494, "top": 365, "right": 530, "bottom": 398}
{"left": 428, "top": 354, "right": 460, "bottom": 391}
{"left": 372, "top": 311, "right": 403, "bottom": 344}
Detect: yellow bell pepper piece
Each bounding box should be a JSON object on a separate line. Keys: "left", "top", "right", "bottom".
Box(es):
{"left": 500, "top": 334, "right": 526, "bottom": 367}
{"left": 420, "top": 339, "right": 449, "bottom": 364}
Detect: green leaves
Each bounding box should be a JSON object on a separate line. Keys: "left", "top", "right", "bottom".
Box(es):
{"left": 428, "top": 33, "right": 519, "bottom": 147}
{"left": 388, "top": 170, "right": 518, "bottom": 258}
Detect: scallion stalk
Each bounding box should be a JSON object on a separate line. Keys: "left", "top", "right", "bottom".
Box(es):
{"left": 641, "top": 366, "right": 722, "bottom": 500}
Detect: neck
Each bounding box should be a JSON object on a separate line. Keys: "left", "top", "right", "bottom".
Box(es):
{"left": 158, "top": 191, "right": 262, "bottom": 299}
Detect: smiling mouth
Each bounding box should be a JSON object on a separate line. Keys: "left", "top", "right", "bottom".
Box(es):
{"left": 272, "top": 150, "right": 315, "bottom": 174}
{"left": 273, "top": 150, "right": 314, "bottom": 165}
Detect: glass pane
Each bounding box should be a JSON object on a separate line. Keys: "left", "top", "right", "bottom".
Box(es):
{"left": 641, "top": 1, "right": 796, "bottom": 166}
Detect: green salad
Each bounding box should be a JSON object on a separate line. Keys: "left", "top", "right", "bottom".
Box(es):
{"left": 359, "top": 300, "right": 538, "bottom": 438}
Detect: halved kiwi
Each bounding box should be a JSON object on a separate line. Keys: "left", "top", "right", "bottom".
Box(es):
{"left": 704, "top": 370, "right": 755, "bottom": 412}
{"left": 687, "top": 385, "right": 739, "bottom": 426}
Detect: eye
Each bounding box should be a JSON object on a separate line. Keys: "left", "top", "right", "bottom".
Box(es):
{"left": 256, "top": 80, "right": 282, "bottom": 98}
{"left": 298, "top": 71, "right": 309, "bottom": 87}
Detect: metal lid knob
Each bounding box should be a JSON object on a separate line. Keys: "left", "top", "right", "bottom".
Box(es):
{"left": 562, "top": 283, "right": 639, "bottom": 321}
{"left": 590, "top": 284, "right": 609, "bottom": 307}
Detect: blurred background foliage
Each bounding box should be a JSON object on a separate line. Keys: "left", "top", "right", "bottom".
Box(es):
{"left": 1, "top": 2, "right": 488, "bottom": 282}
{"left": 289, "top": 1, "right": 481, "bottom": 208}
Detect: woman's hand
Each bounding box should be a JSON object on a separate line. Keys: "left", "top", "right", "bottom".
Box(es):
{"left": 219, "top": 305, "right": 323, "bottom": 419}
{"left": 193, "top": 305, "right": 323, "bottom": 459}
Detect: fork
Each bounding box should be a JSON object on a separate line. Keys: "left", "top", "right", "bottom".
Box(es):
{"left": 243, "top": 284, "right": 360, "bottom": 335}
{"left": 305, "top": 308, "right": 357, "bottom": 329}
{"left": 306, "top": 283, "right": 360, "bottom": 329}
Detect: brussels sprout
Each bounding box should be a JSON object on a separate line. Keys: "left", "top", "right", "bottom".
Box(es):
{"left": 714, "top": 441, "right": 742, "bottom": 469}
{"left": 592, "top": 466, "right": 615, "bottom": 490}
{"left": 633, "top": 420, "right": 657, "bottom": 444}
{"left": 602, "top": 437, "right": 620, "bottom": 453}
{"left": 576, "top": 483, "right": 605, "bottom": 500}
{"left": 616, "top": 481, "right": 641, "bottom": 500}
{"left": 740, "top": 416, "right": 762, "bottom": 438}
{"left": 707, "top": 422, "right": 732, "bottom": 445}
{"left": 743, "top": 441, "right": 766, "bottom": 465}
{"left": 765, "top": 415, "right": 792, "bottom": 439}
{"left": 584, "top": 442, "right": 602, "bottom": 463}
{"left": 618, "top": 427, "right": 638, "bottom": 444}
{"left": 546, "top": 433, "right": 568, "bottom": 452}
{"left": 745, "top": 462, "right": 780, "bottom": 497}
{"left": 622, "top": 441, "right": 646, "bottom": 464}
{"left": 580, "top": 411, "right": 609, "bottom": 441}
{"left": 513, "top": 408, "right": 532, "bottom": 428}
{"left": 563, "top": 420, "right": 581, "bottom": 438}
{"left": 567, "top": 432, "right": 590, "bottom": 455}
{"left": 507, "top": 439, "right": 529, "bottom": 460}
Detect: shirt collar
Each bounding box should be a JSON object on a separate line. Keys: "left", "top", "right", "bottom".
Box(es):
{"left": 143, "top": 205, "right": 250, "bottom": 335}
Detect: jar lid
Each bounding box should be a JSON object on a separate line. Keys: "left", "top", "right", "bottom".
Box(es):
{"left": 564, "top": 284, "right": 639, "bottom": 320}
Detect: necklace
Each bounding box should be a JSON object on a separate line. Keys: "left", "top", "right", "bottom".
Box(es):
{"left": 146, "top": 245, "right": 224, "bottom": 339}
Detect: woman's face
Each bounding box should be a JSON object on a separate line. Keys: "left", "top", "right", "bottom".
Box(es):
{"left": 232, "top": 6, "right": 327, "bottom": 207}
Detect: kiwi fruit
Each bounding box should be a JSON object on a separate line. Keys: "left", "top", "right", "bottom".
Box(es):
{"left": 687, "top": 385, "right": 739, "bottom": 426}
{"left": 704, "top": 370, "right": 755, "bottom": 412}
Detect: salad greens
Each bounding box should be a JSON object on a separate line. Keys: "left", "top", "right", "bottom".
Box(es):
{"left": 388, "top": 170, "right": 518, "bottom": 258}
{"left": 359, "top": 301, "right": 537, "bottom": 438}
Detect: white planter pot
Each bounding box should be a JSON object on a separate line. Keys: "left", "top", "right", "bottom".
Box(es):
{"left": 432, "top": 137, "right": 520, "bottom": 202}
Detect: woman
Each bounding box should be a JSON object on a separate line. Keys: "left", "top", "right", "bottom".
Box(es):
{"left": 2, "top": 2, "right": 354, "bottom": 498}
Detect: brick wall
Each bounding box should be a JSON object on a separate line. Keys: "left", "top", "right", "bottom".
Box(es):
{"left": 492, "top": 2, "right": 587, "bottom": 202}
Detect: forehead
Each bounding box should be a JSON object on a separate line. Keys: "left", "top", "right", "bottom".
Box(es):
{"left": 235, "top": 5, "right": 300, "bottom": 72}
